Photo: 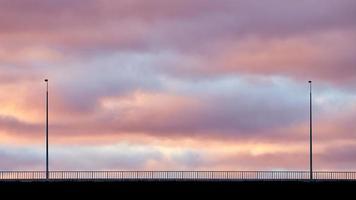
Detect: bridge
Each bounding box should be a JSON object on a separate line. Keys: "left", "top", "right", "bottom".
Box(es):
{"left": 1, "top": 171, "right": 356, "bottom": 181}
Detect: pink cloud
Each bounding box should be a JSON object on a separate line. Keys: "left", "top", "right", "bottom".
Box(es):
{"left": 0, "top": 0, "right": 356, "bottom": 170}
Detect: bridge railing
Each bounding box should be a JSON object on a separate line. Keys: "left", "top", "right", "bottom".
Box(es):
{"left": 1, "top": 171, "right": 356, "bottom": 180}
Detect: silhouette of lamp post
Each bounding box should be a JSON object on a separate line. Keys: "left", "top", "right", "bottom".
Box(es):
{"left": 45, "top": 79, "right": 49, "bottom": 180}
{"left": 309, "top": 81, "right": 313, "bottom": 180}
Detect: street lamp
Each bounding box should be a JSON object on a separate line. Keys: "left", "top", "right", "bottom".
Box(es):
{"left": 45, "top": 79, "right": 49, "bottom": 180}
{"left": 309, "top": 81, "right": 313, "bottom": 180}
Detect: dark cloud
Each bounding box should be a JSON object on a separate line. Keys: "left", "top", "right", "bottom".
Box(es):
{"left": 1, "top": 0, "right": 356, "bottom": 50}
{"left": 106, "top": 79, "right": 308, "bottom": 136}
{"left": 316, "top": 145, "right": 356, "bottom": 170}
{"left": 49, "top": 59, "right": 163, "bottom": 114}
{"left": 0, "top": 115, "right": 41, "bottom": 135}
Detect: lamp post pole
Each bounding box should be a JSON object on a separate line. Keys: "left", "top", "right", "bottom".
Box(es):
{"left": 45, "top": 79, "right": 49, "bottom": 180}
{"left": 309, "top": 81, "right": 313, "bottom": 180}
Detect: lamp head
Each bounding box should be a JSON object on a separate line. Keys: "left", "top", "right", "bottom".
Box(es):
{"left": 308, "top": 81, "right": 312, "bottom": 83}
{"left": 45, "top": 79, "right": 48, "bottom": 82}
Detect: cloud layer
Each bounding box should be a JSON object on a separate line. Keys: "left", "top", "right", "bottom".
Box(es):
{"left": 0, "top": 0, "right": 355, "bottom": 171}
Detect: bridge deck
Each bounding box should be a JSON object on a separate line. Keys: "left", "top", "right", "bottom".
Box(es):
{"left": 1, "top": 171, "right": 356, "bottom": 180}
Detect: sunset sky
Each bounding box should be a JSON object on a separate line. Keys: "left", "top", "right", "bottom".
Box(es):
{"left": 1, "top": 0, "right": 356, "bottom": 171}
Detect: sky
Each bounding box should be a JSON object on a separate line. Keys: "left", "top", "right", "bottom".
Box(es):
{"left": 0, "top": 0, "right": 356, "bottom": 171}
